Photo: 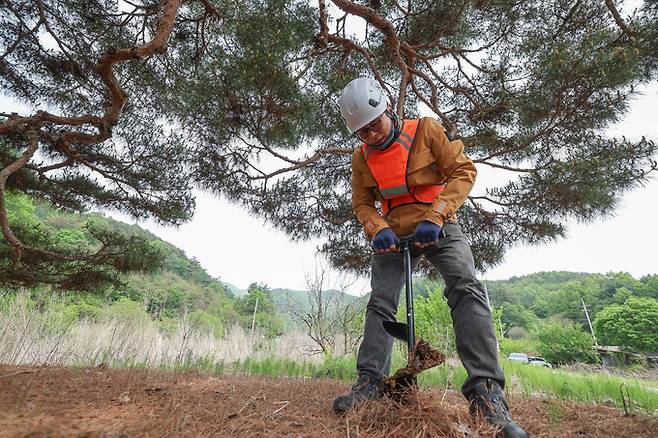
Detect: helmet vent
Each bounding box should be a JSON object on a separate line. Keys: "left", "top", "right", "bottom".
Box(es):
{"left": 368, "top": 98, "right": 380, "bottom": 107}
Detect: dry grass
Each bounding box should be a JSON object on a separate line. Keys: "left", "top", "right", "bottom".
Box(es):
{"left": 0, "top": 293, "right": 318, "bottom": 368}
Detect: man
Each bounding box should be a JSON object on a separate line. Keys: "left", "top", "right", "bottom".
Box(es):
{"left": 333, "top": 77, "right": 527, "bottom": 438}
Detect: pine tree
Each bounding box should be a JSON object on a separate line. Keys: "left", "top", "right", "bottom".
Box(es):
{"left": 1, "top": 0, "right": 657, "bottom": 287}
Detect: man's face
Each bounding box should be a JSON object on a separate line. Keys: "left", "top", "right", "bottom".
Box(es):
{"left": 356, "top": 112, "right": 392, "bottom": 145}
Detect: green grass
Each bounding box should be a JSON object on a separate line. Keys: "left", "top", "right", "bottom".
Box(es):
{"left": 501, "top": 360, "right": 658, "bottom": 414}
{"left": 228, "top": 353, "right": 658, "bottom": 415}
{"left": 68, "top": 350, "right": 658, "bottom": 415}
{"left": 70, "top": 354, "right": 226, "bottom": 375}
{"left": 232, "top": 354, "right": 357, "bottom": 380}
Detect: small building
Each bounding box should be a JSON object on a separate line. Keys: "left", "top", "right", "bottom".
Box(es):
{"left": 595, "top": 345, "right": 658, "bottom": 367}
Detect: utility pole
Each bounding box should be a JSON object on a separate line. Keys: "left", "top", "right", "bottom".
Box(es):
{"left": 580, "top": 296, "right": 598, "bottom": 346}
{"left": 483, "top": 283, "right": 502, "bottom": 337}
{"left": 251, "top": 295, "right": 259, "bottom": 336}
{"left": 484, "top": 283, "right": 502, "bottom": 352}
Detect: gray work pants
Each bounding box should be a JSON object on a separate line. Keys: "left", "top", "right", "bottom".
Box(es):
{"left": 356, "top": 222, "right": 504, "bottom": 398}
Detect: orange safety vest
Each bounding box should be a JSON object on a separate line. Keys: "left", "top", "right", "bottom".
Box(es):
{"left": 362, "top": 119, "right": 445, "bottom": 216}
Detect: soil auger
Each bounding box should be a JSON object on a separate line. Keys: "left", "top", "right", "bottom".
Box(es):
{"left": 381, "top": 235, "right": 446, "bottom": 399}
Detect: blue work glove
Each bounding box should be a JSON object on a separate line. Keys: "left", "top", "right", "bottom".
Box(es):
{"left": 372, "top": 228, "right": 398, "bottom": 253}
{"left": 414, "top": 221, "right": 442, "bottom": 247}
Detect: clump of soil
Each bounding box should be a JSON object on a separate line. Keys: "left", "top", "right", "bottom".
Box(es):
{"left": 382, "top": 339, "right": 446, "bottom": 400}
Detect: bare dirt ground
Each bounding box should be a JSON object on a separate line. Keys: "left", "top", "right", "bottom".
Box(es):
{"left": 1, "top": 364, "right": 656, "bottom": 437}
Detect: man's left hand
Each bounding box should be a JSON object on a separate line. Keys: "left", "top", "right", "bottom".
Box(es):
{"left": 414, "top": 221, "right": 441, "bottom": 248}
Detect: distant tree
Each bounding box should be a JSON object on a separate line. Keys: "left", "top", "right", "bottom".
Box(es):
{"left": 488, "top": 285, "right": 522, "bottom": 307}
{"left": 335, "top": 298, "right": 366, "bottom": 356}
{"left": 596, "top": 272, "right": 642, "bottom": 303}
{"left": 291, "top": 267, "right": 364, "bottom": 355}
{"left": 294, "top": 268, "right": 338, "bottom": 354}
{"left": 541, "top": 281, "right": 595, "bottom": 323}
{"left": 535, "top": 321, "right": 598, "bottom": 365}
{"left": 2, "top": 0, "right": 657, "bottom": 281}
{"left": 413, "top": 287, "right": 456, "bottom": 356}
{"left": 613, "top": 287, "right": 633, "bottom": 304}
{"left": 593, "top": 297, "right": 658, "bottom": 352}
{"left": 638, "top": 275, "right": 658, "bottom": 300}
{"left": 506, "top": 326, "right": 529, "bottom": 340}
{"left": 235, "top": 282, "right": 283, "bottom": 337}
{"left": 500, "top": 303, "right": 538, "bottom": 329}
{"left": 412, "top": 277, "right": 445, "bottom": 299}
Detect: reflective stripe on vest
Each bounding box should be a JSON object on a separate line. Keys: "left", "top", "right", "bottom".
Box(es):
{"left": 362, "top": 119, "right": 446, "bottom": 216}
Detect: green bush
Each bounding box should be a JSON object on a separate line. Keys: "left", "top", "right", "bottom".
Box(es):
{"left": 104, "top": 297, "right": 149, "bottom": 321}
{"left": 593, "top": 297, "right": 658, "bottom": 352}
{"left": 506, "top": 326, "right": 529, "bottom": 339}
{"left": 40, "top": 302, "right": 79, "bottom": 334}
{"left": 75, "top": 303, "right": 102, "bottom": 321}
{"left": 53, "top": 228, "right": 92, "bottom": 252}
{"left": 499, "top": 337, "right": 538, "bottom": 357}
{"left": 412, "top": 287, "right": 455, "bottom": 356}
{"left": 0, "top": 291, "right": 18, "bottom": 312}
{"left": 535, "top": 321, "right": 598, "bottom": 365}
{"left": 157, "top": 315, "right": 179, "bottom": 337}
{"left": 188, "top": 309, "right": 224, "bottom": 338}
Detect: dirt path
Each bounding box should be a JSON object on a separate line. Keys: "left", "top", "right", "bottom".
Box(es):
{"left": 0, "top": 365, "right": 655, "bottom": 437}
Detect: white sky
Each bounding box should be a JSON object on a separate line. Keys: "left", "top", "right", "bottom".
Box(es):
{"left": 1, "top": 5, "right": 656, "bottom": 295}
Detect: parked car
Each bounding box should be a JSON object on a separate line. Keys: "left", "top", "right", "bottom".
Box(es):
{"left": 528, "top": 356, "right": 553, "bottom": 368}
{"left": 507, "top": 352, "right": 529, "bottom": 363}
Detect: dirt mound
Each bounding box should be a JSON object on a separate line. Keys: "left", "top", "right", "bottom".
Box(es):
{"left": 1, "top": 364, "right": 656, "bottom": 437}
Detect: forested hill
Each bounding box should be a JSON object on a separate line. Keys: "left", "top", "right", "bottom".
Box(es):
{"left": 4, "top": 193, "right": 361, "bottom": 335}
{"left": 222, "top": 284, "right": 361, "bottom": 328}
{"left": 484, "top": 271, "right": 658, "bottom": 331}
{"left": 19, "top": 195, "right": 243, "bottom": 328}
{"left": 2, "top": 193, "right": 252, "bottom": 334}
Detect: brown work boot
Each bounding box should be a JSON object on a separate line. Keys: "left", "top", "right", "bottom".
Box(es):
{"left": 468, "top": 379, "right": 528, "bottom": 438}
{"left": 332, "top": 374, "right": 382, "bottom": 413}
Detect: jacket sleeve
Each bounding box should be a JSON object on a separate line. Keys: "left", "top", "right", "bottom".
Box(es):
{"left": 421, "top": 118, "right": 477, "bottom": 226}
{"left": 351, "top": 149, "right": 390, "bottom": 239}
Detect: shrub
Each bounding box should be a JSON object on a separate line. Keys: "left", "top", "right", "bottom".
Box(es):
{"left": 75, "top": 303, "right": 102, "bottom": 321}
{"left": 499, "top": 337, "right": 538, "bottom": 357}
{"left": 104, "top": 297, "right": 149, "bottom": 321}
{"left": 593, "top": 297, "right": 658, "bottom": 352}
{"left": 535, "top": 321, "right": 598, "bottom": 365}
{"left": 40, "top": 302, "right": 79, "bottom": 334}
{"left": 188, "top": 309, "right": 224, "bottom": 338}
{"left": 157, "top": 315, "right": 179, "bottom": 337}
{"left": 507, "top": 326, "right": 529, "bottom": 339}
{"left": 412, "top": 287, "right": 455, "bottom": 356}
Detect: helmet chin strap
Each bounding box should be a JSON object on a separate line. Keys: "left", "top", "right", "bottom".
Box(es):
{"left": 367, "top": 110, "right": 400, "bottom": 151}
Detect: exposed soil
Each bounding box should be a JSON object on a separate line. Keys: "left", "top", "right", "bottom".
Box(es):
{"left": 1, "top": 364, "right": 656, "bottom": 437}
{"left": 383, "top": 339, "right": 446, "bottom": 399}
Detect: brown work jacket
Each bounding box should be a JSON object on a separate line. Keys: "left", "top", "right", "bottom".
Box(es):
{"left": 351, "top": 117, "right": 477, "bottom": 239}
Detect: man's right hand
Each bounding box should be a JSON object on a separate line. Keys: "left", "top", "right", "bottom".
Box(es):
{"left": 372, "top": 228, "right": 398, "bottom": 253}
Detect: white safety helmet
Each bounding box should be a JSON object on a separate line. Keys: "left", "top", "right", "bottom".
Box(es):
{"left": 339, "top": 77, "right": 389, "bottom": 134}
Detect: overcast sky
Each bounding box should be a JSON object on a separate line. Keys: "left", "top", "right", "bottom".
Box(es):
{"left": 2, "top": 74, "right": 656, "bottom": 297}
